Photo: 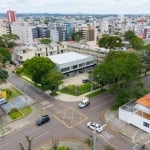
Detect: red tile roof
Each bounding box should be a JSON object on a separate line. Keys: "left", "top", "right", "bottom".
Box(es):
{"left": 136, "top": 93, "right": 150, "bottom": 107}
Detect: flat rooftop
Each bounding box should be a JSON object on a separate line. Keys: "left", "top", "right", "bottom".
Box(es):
{"left": 48, "top": 52, "right": 92, "bottom": 65}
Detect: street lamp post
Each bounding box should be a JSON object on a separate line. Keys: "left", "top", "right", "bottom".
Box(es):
{"left": 93, "top": 128, "right": 96, "bottom": 150}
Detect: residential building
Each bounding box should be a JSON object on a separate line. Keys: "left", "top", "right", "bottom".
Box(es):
{"left": 48, "top": 52, "right": 96, "bottom": 76}
{"left": 80, "top": 25, "right": 95, "bottom": 41}
{"left": 7, "top": 10, "right": 16, "bottom": 23}
{"left": 50, "top": 27, "right": 59, "bottom": 42}
{"left": 57, "top": 26, "right": 67, "bottom": 41}
{"left": 134, "top": 19, "right": 146, "bottom": 38}
{"left": 66, "top": 42, "right": 109, "bottom": 64}
{"left": 119, "top": 94, "right": 150, "bottom": 133}
{"left": 11, "top": 22, "right": 34, "bottom": 44}
{"left": 143, "top": 26, "right": 150, "bottom": 39}
{"left": 12, "top": 42, "right": 67, "bottom": 65}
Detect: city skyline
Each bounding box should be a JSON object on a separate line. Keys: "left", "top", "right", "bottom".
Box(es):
{"left": 0, "top": 0, "right": 150, "bottom": 14}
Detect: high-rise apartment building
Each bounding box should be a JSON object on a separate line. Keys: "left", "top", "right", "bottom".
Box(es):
{"left": 7, "top": 10, "right": 16, "bottom": 23}
{"left": 80, "top": 25, "right": 95, "bottom": 41}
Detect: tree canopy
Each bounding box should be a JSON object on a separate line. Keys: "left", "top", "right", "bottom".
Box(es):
{"left": 98, "top": 35, "right": 123, "bottom": 49}
{"left": 93, "top": 51, "right": 146, "bottom": 109}
{"left": 23, "top": 57, "right": 55, "bottom": 83}
{"left": 40, "top": 38, "right": 51, "bottom": 45}
{"left": 0, "top": 68, "right": 8, "bottom": 82}
{"left": 41, "top": 70, "right": 63, "bottom": 92}
{"left": 124, "top": 30, "right": 144, "bottom": 50}
{"left": 1, "top": 33, "right": 20, "bottom": 48}
{"left": 0, "top": 47, "right": 11, "bottom": 63}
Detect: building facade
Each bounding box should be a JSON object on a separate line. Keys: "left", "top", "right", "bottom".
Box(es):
{"left": 119, "top": 94, "right": 150, "bottom": 133}
{"left": 7, "top": 10, "right": 16, "bottom": 23}
{"left": 48, "top": 52, "right": 96, "bottom": 76}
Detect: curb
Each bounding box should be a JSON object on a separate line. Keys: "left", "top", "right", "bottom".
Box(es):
{"left": 33, "top": 138, "right": 90, "bottom": 150}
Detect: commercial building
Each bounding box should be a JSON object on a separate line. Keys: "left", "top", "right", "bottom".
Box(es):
{"left": 7, "top": 10, "right": 16, "bottom": 23}
{"left": 48, "top": 52, "right": 96, "bottom": 76}
{"left": 119, "top": 94, "right": 150, "bottom": 133}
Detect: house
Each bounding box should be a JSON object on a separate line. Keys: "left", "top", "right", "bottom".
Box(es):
{"left": 119, "top": 94, "right": 150, "bottom": 133}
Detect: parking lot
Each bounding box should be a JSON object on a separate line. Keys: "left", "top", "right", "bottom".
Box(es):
{"left": 62, "top": 73, "right": 89, "bottom": 87}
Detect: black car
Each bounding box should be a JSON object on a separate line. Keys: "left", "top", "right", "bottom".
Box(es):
{"left": 36, "top": 115, "right": 50, "bottom": 126}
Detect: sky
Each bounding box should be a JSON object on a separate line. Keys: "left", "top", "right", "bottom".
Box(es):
{"left": 1, "top": 0, "right": 150, "bottom": 14}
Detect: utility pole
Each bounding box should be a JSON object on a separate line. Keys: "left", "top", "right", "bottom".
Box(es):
{"left": 91, "top": 70, "right": 93, "bottom": 92}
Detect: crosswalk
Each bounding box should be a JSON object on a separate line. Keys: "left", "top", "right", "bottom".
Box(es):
{"left": 99, "top": 131, "right": 114, "bottom": 140}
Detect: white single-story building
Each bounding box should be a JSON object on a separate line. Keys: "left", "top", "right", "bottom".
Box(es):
{"left": 48, "top": 52, "right": 96, "bottom": 76}
{"left": 119, "top": 94, "right": 150, "bottom": 133}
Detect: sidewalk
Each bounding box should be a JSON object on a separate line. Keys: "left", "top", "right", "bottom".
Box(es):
{"left": 104, "top": 109, "right": 150, "bottom": 150}
{"left": 0, "top": 103, "right": 41, "bottom": 137}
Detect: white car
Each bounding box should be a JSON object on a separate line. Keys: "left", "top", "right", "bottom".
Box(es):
{"left": 87, "top": 122, "right": 107, "bottom": 133}
{"left": 78, "top": 98, "right": 90, "bottom": 108}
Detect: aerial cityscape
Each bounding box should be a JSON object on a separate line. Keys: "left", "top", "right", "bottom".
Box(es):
{"left": 0, "top": 0, "right": 150, "bottom": 150}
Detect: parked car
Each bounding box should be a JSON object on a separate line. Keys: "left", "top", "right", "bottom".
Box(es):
{"left": 36, "top": 115, "right": 50, "bottom": 126}
{"left": 78, "top": 98, "right": 90, "bottom": 108}
{"left": 82, "top": 78, "right": 90, "bottom": 83}
{"left": 87, "top": 122, "right": 107, "bottom": 133}
{"left": 0, "top": 98, "right": 8, "bottom": 105}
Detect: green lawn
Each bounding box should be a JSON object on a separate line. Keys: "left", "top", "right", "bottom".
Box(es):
{"left": 4, "top": 87, "right": 23, "bottom": 100}
{"left": 8, "top": 106, "right": 32, "bottom": 120}
{"left": 8, "top": 108, "right": 23, "bottom": 120}
{"left": 60, "top": 83, "right": 99, "bottom": 96}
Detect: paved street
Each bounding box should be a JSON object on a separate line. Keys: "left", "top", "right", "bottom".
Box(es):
{"left": 0, "top": 70, "right": 136, "bottom": 150}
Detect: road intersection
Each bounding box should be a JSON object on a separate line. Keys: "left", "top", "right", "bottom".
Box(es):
{"left": 0, "top": 70, "right": 137, "bottom": 150}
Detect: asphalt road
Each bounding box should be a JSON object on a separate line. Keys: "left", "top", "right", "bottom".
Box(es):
{"left": 0, "top": 70, "right": 135, "bottom": 150}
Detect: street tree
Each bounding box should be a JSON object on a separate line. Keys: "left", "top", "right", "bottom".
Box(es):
{"left": 0, "top": 68, "right": 8, "bottom": 82}
{"left": 93, "top": 51, "right": 145, "bottom": 109}
{"left": 40, "top": 38, "right": 51, "bottom": 45}
{"left": 141, "top": 44, "right": 150, "bottom": 76}
{"left": 124, "top": 30, "right": 136, "bottom": 41}
{"left": 0, "top": 47, "right": 11, "bottom": 63}
{"left": 41, "top": 69, "right": 63, "bottom": 92}
{"left": 130, "top": 37, "right": 144, "bottom": 50}
{"left": 23, "top": 57, "right": 55, "bottom": 84}
{"left": 124, "top": 30, "right": 144, "bottom": 50}
{"left": 2, "top": 33, "right": 20, "bottom": 48}
{"left": 98, "top": 35, "right": 122, "bottom": 50}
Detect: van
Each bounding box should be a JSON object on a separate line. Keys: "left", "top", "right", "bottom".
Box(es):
{"left": 78, "top": 98, "right": 90, "bottom": 108}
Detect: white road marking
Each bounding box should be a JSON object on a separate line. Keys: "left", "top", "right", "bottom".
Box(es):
{"left": 33, "top": 130, "right": 51, "bottom": 141}
{"left": 101, "top": 131, "right": 114, "bottom": 139}
{"left": 89, "top": 100, "right": 112, "bottom": 112}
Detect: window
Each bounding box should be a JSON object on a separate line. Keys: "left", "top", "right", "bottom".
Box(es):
{"left": 61, "top": 67, "right": 70, "bottom": 72}
{"left": 79, "top": 63, "right": 85, "bottom": 67}
{"left": 86, "top": 61, "right": 93, "bottom": 65}
{"left": 143, "top": 122, "right": 149, "bottom": 128}
{"left": 72, "top": 65, "right": 77, "bottom": 69}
